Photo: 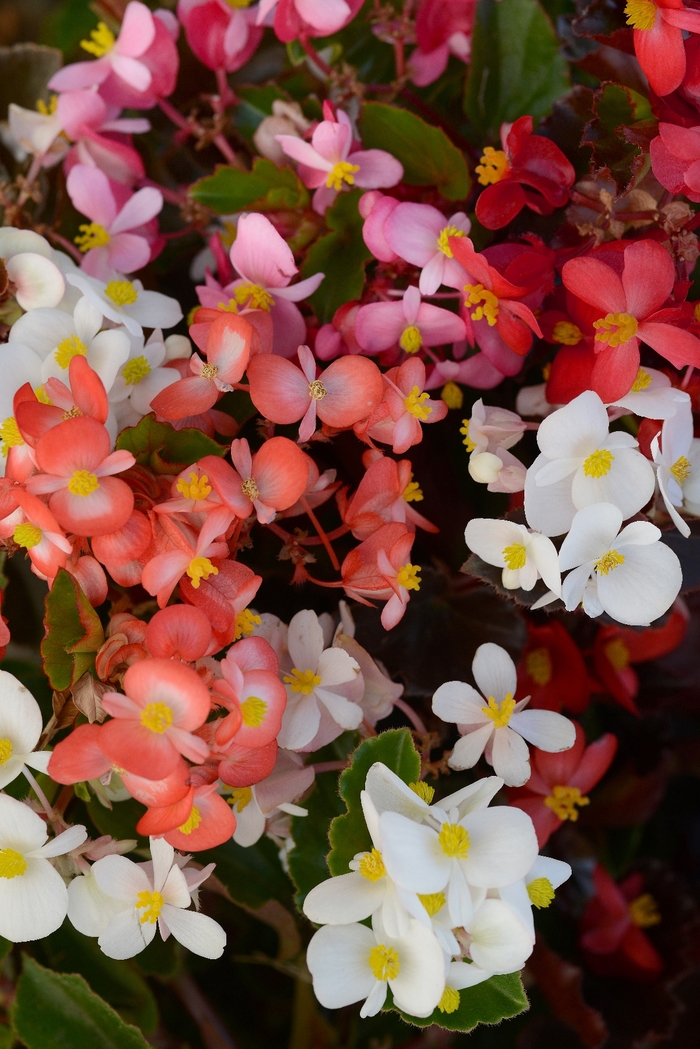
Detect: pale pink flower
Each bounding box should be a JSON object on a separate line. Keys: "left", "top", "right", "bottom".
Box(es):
{"left": 355, "top": 286, "right": 466, "bottom": 356}
{"left": 58, "top": 88, "right": 150, "bottom": 185}
{"left": 257, "top": 0, "right": 362, "bottom": 42}
{"left": 381, "top": 203, "right": 472, "bottom": 295}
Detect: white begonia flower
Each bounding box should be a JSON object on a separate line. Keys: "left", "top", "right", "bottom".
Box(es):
{"left": 8, "top": 102, "right": 65, "bottom": 162}
{"left": 524, "top": 390, "right": 655, "bottom": 537}
{"left": 461, "top": 399, "right": 526, "bottom": 457}
{"left": 67, "top": 867, "right": 132, "bottom": 937}
{"left": 364, "top": 761, "right": 503, "bottom": 825}
{"left": 460, "top": 898, "right": 533, "bottom": 974}
{"left": 87, "top": 837, "right": 225, "bottom": 960}
{"left": 9, "top": 297, "right": 130, "bottom": 392}
{"left": 0, "top": 228, "right": 66, "bottom": 311}
{"left": 0, "top": 669, "right": 53, "bottom": 788}
{"left": 559, "top": 502, "right": 682, "bottom": 626}
{"left": 66, "top": 272, "right": 183, "bottom": 337}
{"left": 498, "top": 854, "right": 572, "bottom": 940}
{"left": 515, "top": 383, "right": 559, "bottom": 420}
{"left": 468, "top": 449, "right": 527, "bottom": 494}
{"left": 379, "top": 799, "right": 538, "bottom": 929}
{"left": 609, "top": 366, "right": 690, "bottom": 420}
{"left": 651, "top": 403, "right": 700, "bottom": 537}
{"left": 0, "top": 794, "right": 87, "bottom": 942}
{"left": 465, "top": 519, "right": 561, "bottom": 595}
{"left": 230, "top": 750, "right": 315, "bottom": 847}
{"left": 0, "top": 341, "right": 43, "bottom": 473}
{"left": 109, "top": 328, "right": 180, "bottom": 415}
{"left": 432, "top": 643, "right": 575, "bottom": 787}
{"left": 306, "top": 914, "right": 445, "bottom": 1019}
{"left": 277, "top": 609, "right": 363, "bottom": 751}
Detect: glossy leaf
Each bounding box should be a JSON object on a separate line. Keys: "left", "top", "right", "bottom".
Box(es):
{"left": 287, "top": 771, "right": 345, "bottom": 905}
{"left": 301, "top": 190, "right": 372, "bottom": 324}
{"left": 189, "top": 157, "right": 309, "bottom": 214}
{"left": 115, "top": 413, "right": 227, "bottom": 476}
{"left": 41, "top": 569, "right": 104, "bottom": 692}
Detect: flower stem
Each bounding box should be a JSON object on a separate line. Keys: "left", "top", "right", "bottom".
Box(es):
{"left": 300, "top": 495, "right": 340, "bottom": 571}
{"left": 299, "top": 35, "right": 332, "bottom": 77}
{"left": 22, "top": 766, "right": 55, "bottom": 820}
{"left": 394, "top": 696, "right": 427, "bottom": 734}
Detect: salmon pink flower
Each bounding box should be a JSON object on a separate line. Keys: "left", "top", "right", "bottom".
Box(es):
{"left": 212, "top": 640, "right": 287, "bottom": 749}
{"left": 339, "top": 453, "right": 438, "bottom": 540}
{"left": 145, "top": 605, "right": 214, "bottom": 662}
{"left": 141, "top": 512, "right": 230, "bottom": 609}
{"left": 229, "top": 436, "right": 309, "bottom": 524}
{"left": 579, "top": 865, "right": 662, "bottom": 979}
{"left": 258, "top": 0, "right": 364, "bottom": 43}
{"left": 138, "top": 778, "right": 237, "bottom": 851}
{"left": 624, "top": 0, "right": 700, "bottom": 97}
{"left": 355, "top": 286, "right": 466, "bottom": 357}
{"left": 99, "top": 658, "right": 211, "bottom": 779}
{"left": 379, "top": 204, "right": 472, "bottom": 295}
{"left": 363, "top": 358, "right": 447, "bottom": 455}
{"left": 178, "top": 0, "right": 263, "bottom": 73}
{"left": 9, "top": 490, "right": 72, "bottom": 583}
{"left": 179, "top": 557, "right": 263, "bottom": 650}
{"left": 25, "top": 416, "right": 135, "bottom": 536}
{"left": 341, "top": 522, "right": 422, "bottom": 630}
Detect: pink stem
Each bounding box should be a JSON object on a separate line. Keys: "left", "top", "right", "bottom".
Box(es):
{"left": 394, "top": 696, "right": 427, "bottom": 734}
{"left": 311, "top": 760, "right": 349, "bottom": 774}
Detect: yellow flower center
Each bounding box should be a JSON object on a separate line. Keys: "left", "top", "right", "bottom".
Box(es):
{"left": 527, "top": 877, "right": 555, "bottom": 908}
{"left": 283, "top": 668, "right": 322, "bottom": 694}
{"left": 241, "top": 477, "right": 260, "bottom": 500}
{"left": 628, "top": 892, "right": 661, "bottom": 927}
{"left": 74, "top": 222, "right": 111, "bottom": 253}
{"left": 62, "top": 407, "right": 82, "bottom": 421}
{"left": 544, "top": 784, "right": 590, "bottom": 821}
{"left": 438, "top": 986, "right": 460, "bottom": 1014}
{"left": 308, "top": 379, "right": 327, "bottom": 400}
{"left": 13, "top": 523, "right": 42, "bottom": 549}
{"left": 593, "top": 312, "right": 638, "bottom": 347}
{"left": 35, "top": 385, "right": 52, "bottom": 405}
{"left": 0, "top": 416, "right": 24, "bottom": 455}
{"left": 123, "top": 355, "right": 151, "bottom": 386}
{"left": 176, "top": 472, "right": 212, "bottom": 501}
{"left": 419, "top": 891, "right": 446, "bottom": 916}
{"left": 404, "top": 386, "right": 432, "bottom": 420}
{"left": 582, "top": 449, "right": 614, "bottom": 477}
{"left": 368, "top": 944, "right": 400, "bottom": 982}
{"left": 502, "top": 542, "right": 527, "bottom": 571}
{"left": 441, "top": 381, "right": 463, "bottom": 409}
{"left": 54, "top": 334, "right": 88, "bottom": 370}
{"left": 631, "top": 367, "right": 652, "bottom": 392}
{"left": 0, "top": 738, "right": 13, "bottom": 765}
{"left": 178, "top": 806, "right": 202, "bottom": 835}
{"left": 595, "top": 549, "right": 625, "bottom": 575}
{"left": 187, "top": 556, "right": 219, "bottom": 588}
{"left": 136, "top": 889, "right": 164, "bottom": 924}
{"left": 464, "top": 283, "right": 499, "bottom": 326}
{"left": 409, "top": 780, "right": 435, "bottom": 803}
{"left": 525, "top": 647, "right": 552, "bottom": 686}
{"left": 36, "top": 95, "right": 58, "bottom": 116}
{"left": 225, "top": 0, "right": 254, "bottom": 6}
{"left": 460, "top": 419, "right": 476, "bottom": 452}
{"left": 625, "top": 0, "right": 657, "bottom": 29}
{"left": 552, "top": 320, "right": 583, "bottom": 345}
{"left": 476, "top": 147, "right": 509, "bottom": 186}
{"left": 605, "top": 637, "right": 629, "bottom": 670}
{"left": 240, "top": 695, "right": 268, "bottom": 728}
{"left": 399, "top": 325, "right": 423, "bottom": 354}
{"left": 0, "top": 848, "right": 27, "bottom": 879}
{"left": 234, "top": 283, "right": 275, "bottom": 312}
{"left": 235, "top": 608, "right": 261, "bottom": 640}
{"left": 80, "top": 21, "right": 115, "bottom": 57}
{"left": 396, "top": 562, "right": 421, "bottom": 591}
{"left": 201, "top": 362, "right": 219, "bottom": 380}
{"left": 437, "top": 224, "right": 466, "bottom": 257}
{"left": 229, "top": 786, "right": 253, "bottom": 811}
{"left": 325, "top": 161, "right": 360, "bottom": 192}
{"left": 140, "top": 701, "right": 174, "bottom": 734}
{"left": 439, "top": 822, "right": 470, "bottom": 859}
{"left": 481, "top": 693, "right": 516, "bottom": 728}
{"left": 67, "top": 470, "right": 100, "bottom": 497}
{"left": 105, "top": 280, "right": 138, "bottom": 307}
{"left": 671, "top": 456, "right": 691, "bottom": 484}
{"left": 358, "top": 848, "right": 386, "bottom": 882}
{"left": 403, "top": 478, "right": 424, "bottom": 502}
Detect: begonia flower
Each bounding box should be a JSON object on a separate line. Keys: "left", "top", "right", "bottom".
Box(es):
{"left": 465, "top": 519, "right": 561, "bottom": 595}
{"left": 379, "top": 204, "right": 473, "bottom": 295}
{"left": 230, "top": 750, "right": 314, "bottom": 847}
{"left": 178, "top": 0, "right": 264, "bottom": 73}
{"left": 592, "top": 609, "right": 687, "bottom": 714}
{"left": 339, "top": 454, "right": 438, "bottom": 540}
{"left": 229, "top": 436, "right": 309, "bottom": 524}
{"left": 141, "top": 512, "right": 230, "bottom": 609}
{"left": 212, "top": 639, "right": 287, "bottom": 748}
{"left": 517, "top": 620, "right": 590, "bottom": 715}
{"left": 624, "top": 0, "right": 700, "bottom": 98}
{"left": 609, "top": 366, "right": 690, "bottom": 420}
{"left": 355, "top": 286, "right": 466, "bottom": 357}
{"left": 361, "top": 358, "right": 447, "bottom": 456}
{"left": 459, "top": 398, "right": 526, "bottom": 456}
{"left": 0, "top": 227, "right": 65, "bottom": 311}
{"left": 109, "top": 328, "right": 180, "bottom": 418}
{"left": 651, "top": 402, "right": 700, "bottom": 536}
{"left": 409, "top": 0, "right": 474, "bottom": 86}
{"left": 498, "top": 854, "right": 572, "bottom": 940}
{"left": 0, "top": 669, "right": 53, "bottom": 788}
{"left": 8, "top": 99, "right": 66, "bottom": 164}
{"left": 66, "top": 272, "right": 182, "bottom": 337}
{"left": 145, "top": 604, "right": 213, "bottom": 662}
{"left": 258, "top": 0, "right": 364, "bottom": 44}
{"left": 579, "top": 865, "right": 662, "bottom": 979}
{"left": 467, "top": 448, "right": 527, "bottom": 493}
{"left": 7, "top": 490, "right": 72, "bottom": 583}
{"left": 57, "top": 87, "right": 149, "bottom": 186}
{"left": 651, "top": 122, "right": 700, "bottom": 202}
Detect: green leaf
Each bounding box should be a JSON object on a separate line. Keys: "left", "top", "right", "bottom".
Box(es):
{"left": 41, "top": 570, "right": 104, "bottom": 692}
{"left": 358, "top": 102, "right": 471, "bottom": 201}
{"left": 115, "top": 414, "right": 227, "bottom": 476}
{"left": 189, "top": 158, "right": 309, "bottom": 214}
{"left": 465, "top": 0, "right": 570, "bottom": 139}
{"left": 233, "top": 85, "right": 287, "bottom": 145}
{"left": 0, "top": 937, "right": 11, "bottom": 962}
{"left": 327, "top": 729, "right": 420, "bottom": 877}
{"left": 398, "top": 972, "right": 528, "bottom": 1031}
{"left": 86, "top": 797, "right": 147, "bottom": 850}
{"left": 287, "top": 772, "right": 345, "bottom": 905}
{"left": 301, "top": 190, "right": 372, "bottom": 324}
{"left": 13, "top": 956, "right": 150, "bottom": 1049}
{"left": 581, "top": 83, "right": 654, "bottom": 195}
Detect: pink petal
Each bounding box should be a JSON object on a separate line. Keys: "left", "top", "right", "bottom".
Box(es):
{"left": 247, "top": 354, "right": 310, "bottom": 423}
{"left": 105, "top": 232, "right": 150, "bottom": 274}
{"left": 311, "top": 118, "right": 351, "bottom": 164}
{"left": 415, "top": 303, "right": 467, "bottom": 345}
{"left": 110, "top": 186, "right": 163, "bottom": 235}
{"left": 271, "top": 272, "right": 324, "bottom": 302}
{"left": 384, "top": 202, "right": 444, "bottom": 265}
{"left": 295, "top": 0, "right": 351, "bottom": 35}
{"left": 561, "top": 257, "right": 627, "bottom": 314}
{"left": 351, "top": 149, "right": 404, "bottom": 189}
{"left": 621, "top": 240, "right": 674, "bottom": 319}
{"left": 66, "top": 165, "right": 117, "bottom": 228}
{"left": 230, "top": 213, "right": 297, "bottom": 288}
{"left": 56, "top": 89, "right": 107, "bottom": 140}
{"left": 48, "top": 59, "right": 111, "bottom": 92}
{"left": 110, "top": 54, "right": 152, "bottom": 93}
{"left": 116, "top": 0, "right": 156, "bottom": 57}
{"left": 275, "top": 135, "right": 332, "bottom": 172}
{"left": 355, "top": 301, "right": 406, "bottom": 352}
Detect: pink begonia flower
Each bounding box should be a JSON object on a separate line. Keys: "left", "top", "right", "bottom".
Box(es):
{"left": 178, "top": 0, "right": 263, "bottom": 73}
{"left": 66, "top": 165, "right": 163, "bottom": 279}
{"left": 229, "top": 436, "right": 310, "bottom": 524}
{"left": 360, "top": 358, "right": 448, "bottom": 455}
{"left": 341, "top": 522, "right": 420, "bottom": 631}
{"left": 58, "top": 88, "right": 150, "bottom": 186}
{"left": 359, "top": 192, "right": 400, "bottom": 263}
{"left": 380, "top": 203, "right": 472, "bottom": 295}
{"left": 425, "top": 355, "right": 510, "bottom": 392}
{"left": 276, "top": 107, "right": 404, "bottom": 215}
{"left": 142, "top": 511, "right": 232, "bottom": 609}
{"left": 145, "top": 605, "right": 213, "bottom": 662}
{"left": 314, "top": 302, "right": 363, "bottom": 360}
{"left": 651, "top": 122, "right": 700, "bottom": 203}
{"left": 196, "top": 213, "right": 324, "bottom": 358}
{"left": 257, "top": 0, "right": 363, "bottom": 42}
{"left": 355, "top": 286, "right": 466, "bottom": 356}
{"left": 409, "top": 0, "right": 475, "bottom": 86}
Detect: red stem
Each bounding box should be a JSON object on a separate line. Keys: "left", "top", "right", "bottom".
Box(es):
{"left": 300, "top": 495, "right": 340, "bottom": 570}
{"left": 299, "top": 34, "right": 332, "bottom": 76}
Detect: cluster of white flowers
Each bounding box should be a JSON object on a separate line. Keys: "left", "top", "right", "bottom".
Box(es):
{"left": 464, "top": 382, "right": 692, "bottom": 626}
{"left": 303, "top": 762, "right": 571, "bottom": 1018}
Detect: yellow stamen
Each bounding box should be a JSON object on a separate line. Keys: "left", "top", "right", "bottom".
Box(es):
{"left": 595, "top": 549, "right": 625, "bottom": 575}
{"left": 176, "top": 472, "right": 212, "bottom": 501}
{"left": 62, "top": 407, "right": 82, "bottom": 421}
{"left": 36, "top": 95, "right": 58, "bottom": 115}
{"left": 54, "top": 334, "right": 88, "bottom": 370}
{"left": 502, "top": 542, "right": 527, "bottom": 570}
{"left": 460, "top": 419, "right": 476, "bottom": 452}
{"left": 225, "top": 0, "right": 254, "bottom": 7}
{"left": 74, "top": 222, "right": 111, "bottom": 253}
{"left": 241, "top": 477, "right": 260, "bottom": 500}
{"left": 544, "top": 784, "right": 590, "bottom": 821}
{"left": 283, "top": 668, "right": 322, "bottom": 694}
{"left": 0, "top": 738, "right": 13, "bottom": 765}
{"left": 396, "top": 562, "right": 421, "bottom": 591}
{"left": 140, "top": 701, "right": 174, "bottom": 734}
{"left": 404, "top": 386, "right": 432, "bottom": 421}
{"left": 368, "top": 944, "right": 400, "bottom": 981}
{"left": 308, "top": 379, "right": 327, "bottom": 400}
{"left": 0, "top": 848, "right": 27, "bottom": 879}
{"left": 476, "top": 147, "right": 510, "bottom": 186}
{"left": 187, "top": 556, "right": 219, "bottom": 588}
{"left": 553, "top": 320, "right": 583, "bottom": 345}
{"left": 123, "top": 355, "right": 151, "bottom": 386}
{"left": 438, "top": 822, "right": 470, "bottom": 859}
{"left": 13, "top": 523, "right": 42, "bottom": 549}
{"left": 525, "top": 647, "right": 552, "bottom": 686}
{"left": 403, "top": 478, "right": 424, "bottom": 502}
{"left": 235, "top": 608, "right": 261, "bottom": 640}
{"left": 358, "top": 848, "right": 386, "bottom": 882}
{"left": 437, "top": 224, "right": 466, "bottom": 258}
{"left": 481, "top": 693, "right": 516, "bottom": 728}
{"left": 542, "top": 362, "right": 552, "bottom": 381}
{"left": 438, "top": 986, "right": 460, "bottom": 1014}
{"left": 80, "top": 21, "right": 115, "bottom": 57}
{"left": 582, "top": 449, "right": 614, "bottom": 477}
{"left": 671, "top": 456, "right": 691, "bottom": 484}
{"left": 0, "top": 416, "right": 24, "bottom": 456}
{"left": 105, "top": 280, "right": 138, "bottom": 307}
{"left": 464, "top": 283, "right": 499, "bottom": 326}
{"left": 178, "top": 806, "right": 202, "bottom": 835}
{"left": 441, "top": 381, "right": 463, "bottom": 409}
{"left": 399, "top": 325, "right": 423, "bottom": 354}
{"left": 35, "top": 385, "right": 52, "bottom": 405}
{"left": 229, "top": 786, "right": 252, "bottom": 811}
{"left": 628, "top": 892, "right": 661, "bottom": 927}
{"left": 136, "top": 889, "right": 164, "bottom": 924}
{"left": 233, "top": 282, "right": 274, "bottom": 312}
{"left": 67, "top": 469, "right": 100, "bottom": 497}
{"left": 201, "top": 362, "right": 219, "bottom": 380}
{"left": 625, "top": 0, "right": 657, "bottom": 30}
{"left": 419, "top": 891, "right": 446, "bottom": 916}
{"left": 409, "top": 781, "right": 435, "bottom": 803}
{"left": 593, "top": 312, "right": 638, "bottom": 347}
{"left": 527, "top": 877, "right": 555, "bottom": 908}
{"left": 325, "top": 161, "right": 360, "bottom": 192}
{"left": 605, "top": 637, "right": 629, "bottom": 670}
{"left": 631, "top": 367, "right": 652, "bottom": 392}
{"left": 240, "top": 695, "right": 267, "bottom": 728}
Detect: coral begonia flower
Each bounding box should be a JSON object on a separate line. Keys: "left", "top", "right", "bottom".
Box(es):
{"left": 579, "top": 865, "right": 663, "bottom": 979}
{"left": 99, "top": 658, "right": 211, "bottom": 779}
{"left": 370, "top": 357, "right": 448, "bottom": 455}
{"left": 341, "top": 521, "right": 420, "bottom": 630}
{"left": 26, "top": 416, "right": 135, "bottom": 536}
{"left": 257, "top": 0, "right": 363, "bottom": 43}
{"left": 592, "top": 608, "right": 687, "bottom": 714}
{"left": 230, "top": 436, "right": 309, "bottom": 524}
{"left": 355, "top": 286, "right": 466, "bottom": 356}
{"left": 145, "top": 605, "right": 213, "bottom": 661}
{"left": 509, "top": 723, "right": 617, "bottom": 846}
{"left": 475, "top": 116, "right": 575, "bottom": 230}
{"left": 179, "top": 558, "right": 262, "bottom": 650}
{"left": 16, "top": 356, "right": 109, "bottom": 444}
{"left": 141, "top": 512, "right": 231, "bottom": 609}
{"left": 562, "top": 240, "right": 700, "bottom": 401}
{"left": 517, "top": 620, "right": 590, "bottom": 715}
{"left": 339, "top": 454, "right": 438, "bottom": 540}
{"left": 213, "top": 651, "right": 287, "bottom": 749}
{"left": 11, "top": 490, "right": 72, "bottom": 583}
{"left": 247, "top": 344, "right": 385, "bottom": 442}
{"left": 624, "top": 0, "right": 700, "bottom": 98}
{"left": 137, "top": 777, "right": 236, "bottom": 851}
{"left": 650, "top": 122, "right": 700, "bottom": 203}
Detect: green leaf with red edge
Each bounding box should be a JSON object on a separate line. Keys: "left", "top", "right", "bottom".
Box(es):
{"left": 41, "top": 569, "right": 104, "bottom": 692}
{"left": 301, "top": 190, "right": 373, "bottom": 324}
{"left": 115, "top": 413, "right": 227, "bottom": 476}
{"left": 582, "top": 82, "right": 656, "bottom": 195}
{"left": 189, "top": 157, "right": 309, "bottom": 214}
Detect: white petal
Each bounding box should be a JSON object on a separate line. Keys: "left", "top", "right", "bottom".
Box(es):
{"left": 306, "top": 924, "right": 376, "bottom": 1009}
{"left": 490, "top": 726, "right": 531, "bottom": 786}
{"left": 7, "top": 253, "right": 65, "bottom": 310}
{"left": 287, "top": 609, "right": 325, "bottom": 671}
{"left": 448, "top": 959, "right": 494, "bottom": 990}
{"left": 303, "top": 872, "right": 384, "bottom": 925}
{"left": 0, "top": 670, "right": 43, "bottom": 754}
{"left": 0, "top": 857, "right": 68, "bottom": 942}
{"left": 67, "top": 870, "right": 130, "bottom": 937}
{"left": 34, "top": 823, "right": 87, "bottom": 858}
{"left": 571, "top": 448, "right": 655, "bottom": 519}
{"left": 472, "top": 643, "right": 517, "bottom": 703}
{"left": 432, "top": 680, "right": 488, "bottom": 725}
{"left": 537, "top": 391, "right": 609, "bottom": 460}
{"left": 559, "top": 502, "right": 623, "bottom": 571}
{"left": 364, "top": 764, "right": 430, "bottom": 822}
{"left": 439, "top": 777, "right": 504, "bottom": 817}
{"left": 150, "top": 837, "right": 176, "bottom": 893}
{"left": 463, "top": 806, "right": 538, "bottom": 887}
{"left": 98, "top": 907, "right": 151, "bottom": 959}
{"left": 597, "top": 540, "right": 682, "bottom": 626}
{"left": 389, "top": 920, "right": 445, "bottom": 1018}
{"left": 509, "top": 710, "right": 576, "bottom": 753}
{"left": 380, "top": 812, "right": 449, "bottom": 893}
{"left": 524, "top": 454, "right": 578, "bottom": 536}
{"left": 160, "top": 904, "right": 226, "bottom": 959}
{"left": 92, "top": 854, "right": 151, "bottom": 901}
{"left": 528, "top": 533, "right": 562, "bottom": 596}
{"left": 277, "top": 693, "right": 321, "bottom": 750}
{"left": 464, "top": 519, "right": 524, "bottom": 566}
{"left": 316, "top": 647, "right": 359, "bottom": 687}
{"left": 467, "top": 898, "right": 533, "bottom": 973}
{"left": 0, "top": 793, "right": 47, "bottom": 853}
{"left": 448, "top": 724, "right": 494, "bottom": 770}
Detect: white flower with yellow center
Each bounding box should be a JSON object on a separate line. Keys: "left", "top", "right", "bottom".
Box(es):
{"left": 559, "top": 502, "right": 682, "bottom": 626}
{"left": 609, "top": 366, "right": 690, "bottom": 420}
{"left": 432, "top": 643, "right": 575, "bottom": 787}
{"left": 0, "top": 794, "right": 87, "bottom": 942}
{"left": 458, "top": 898, "right": 534, "bottom": 974}
{"left": 0, "top": 669, "right": 53, "bottom": 788}
{"left": 465, "top": 518, "right": 561, "bottom": 595}
{"left": 0, "top": 227, "right": 65, "bottom": 311}
{"left": 524, "top": 390, "right": 655, "bottom": 536}
{"left": 651, "top": 402, "right": 700, "bottom": 537}
{"left": 109, "top": 328, "right": 181, "bottom": 420}
{"left": 306, "top": 913, "right": 445, "bottom": 1019}
{"left": 498, "top": 854, "right": 572, "bottom": 940}
{"left": 66, "top": 272, "right": 182, "bottom": 337}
